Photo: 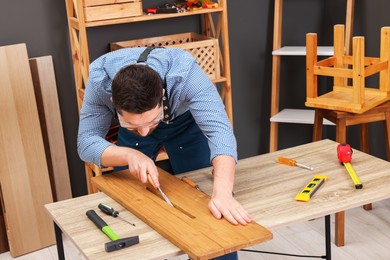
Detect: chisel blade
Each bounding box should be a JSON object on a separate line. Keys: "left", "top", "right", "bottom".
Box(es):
{"left": 148, "top": 174, "right": 174, "bottom": 206}
{"left": 157, "top": 186, "right": 174, "bottom": 206}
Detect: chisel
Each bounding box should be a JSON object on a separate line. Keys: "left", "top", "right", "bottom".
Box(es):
{"left": 147, "top": 174, "right": 174, "bottom": 206}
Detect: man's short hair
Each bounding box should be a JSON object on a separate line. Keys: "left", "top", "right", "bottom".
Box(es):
{"left": 112, "top": 64, "right": 163, "bottom": 114}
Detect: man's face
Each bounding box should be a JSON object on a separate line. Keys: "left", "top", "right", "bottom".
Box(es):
{"left": 117, "top": 104, "right": 162, "bottom": 137}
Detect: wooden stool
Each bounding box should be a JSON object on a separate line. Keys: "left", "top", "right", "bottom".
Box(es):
{"left": 313, "top": 101, "right": 390, "bottom": 247}
{"left": 306, "top": 25, "right": 390, "bottom": 114}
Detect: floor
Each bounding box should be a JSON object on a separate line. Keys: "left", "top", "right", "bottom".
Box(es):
{"left": 1, "top": 199, "right": 390, "bottom": 260}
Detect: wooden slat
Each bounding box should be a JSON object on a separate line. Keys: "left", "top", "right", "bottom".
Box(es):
{"left": 83, "top": 2, "right": 143, "bottom": 22}
{"left": 0, "top": 43, "right": 55, "bottom": 257}
{"left": 29, "top": 56, "right": 72, "bottom": 201}
{"left": 83, "top": 0, "right": 139, "bottom": 7}
{"left": 92, "top": 169, "right": 272, "bottom": 260}
{"left": 379, "top": 27, "right": 390, "bottom": 91}
{"left": 0, "top": 185, "right": 9, "bottom": 253}
{"left": 306, "top": 33, "right": 318, "bottom": 99}
{"left": 334, "top": 24, "right": 346, "bottom": 87}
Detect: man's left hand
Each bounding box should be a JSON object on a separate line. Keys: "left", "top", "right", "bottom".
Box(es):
{"left": 208, "top": 190, "right": 252, "bottom": 225}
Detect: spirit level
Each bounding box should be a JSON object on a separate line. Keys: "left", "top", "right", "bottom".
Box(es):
{"left": 295, "top": 175, "right": 327, "bottom": 202}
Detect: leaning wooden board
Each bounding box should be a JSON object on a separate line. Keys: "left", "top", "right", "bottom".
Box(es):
{"left": 29, "top": 56, "right": 72, "bottom": 202}
{"left": 0, "top": 43, "right": 55, "bottom": 256}
{"left": 92, "top": 169, "right": 272, "bottom": 260}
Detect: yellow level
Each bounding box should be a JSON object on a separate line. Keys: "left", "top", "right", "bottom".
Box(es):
{"left": 295, "top": 175, "right": 327, "bottom": 202}
{"left": 343, "top": 162, "right": 363, "bottom": 189}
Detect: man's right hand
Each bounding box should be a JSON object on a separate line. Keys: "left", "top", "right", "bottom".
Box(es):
{"left": 101, "top": 146, "right": 160, "bottom": 187}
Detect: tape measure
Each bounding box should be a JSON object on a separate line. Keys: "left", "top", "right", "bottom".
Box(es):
{"left": 295, "top": 175, "right": 327, "bottom": 202}
{"left": 337, "top": 143, "right": 363, "bottom": 189}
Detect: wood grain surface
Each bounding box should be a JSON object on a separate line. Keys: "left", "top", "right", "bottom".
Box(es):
{"left": 46, "top": 192, "right": 181, "bottom": 260}
{"left": 45, "top": 139, "right": 390, "bottom": 259}
{"left": 92, "top": 169, "right": 272, "bottom": 260}
{"left": 29, "top": 56, "right": 72, "bottom": 201}
{"left": 0, "top": 43, "right": 55, "bottom": 257}
{"left": 177, "top": 139, "right": 390, "bottom": 229}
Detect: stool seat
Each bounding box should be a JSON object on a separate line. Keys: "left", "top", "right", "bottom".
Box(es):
{"left": 312, "top": 101, "right": 390, "bottom": 247}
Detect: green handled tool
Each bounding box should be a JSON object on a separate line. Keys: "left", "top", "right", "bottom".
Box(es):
{"left": 98, "top": 203, "right": 136, "bottom": 226}
{"left": 86, "top": 209, "right": 139, "bottom": 252}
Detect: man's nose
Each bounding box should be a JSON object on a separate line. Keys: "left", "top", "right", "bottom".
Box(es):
{"left": 136, "top": 126, "right": 150, "bottom": 137}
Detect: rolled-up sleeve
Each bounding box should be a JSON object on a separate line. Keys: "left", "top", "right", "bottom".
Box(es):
{"left": 77, "top": 64, "right": 114, "bottom": 167}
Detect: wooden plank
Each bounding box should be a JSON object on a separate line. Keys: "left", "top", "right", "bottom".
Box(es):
{"left": 83, "top": 2, "right": 143, "bottom": 22}
{"left": 29, "top": 56, "right": 72, "bottom": 201}
{"left": 92, "top": 169, "right": 272, "bottom": 260}
{"left": 83, "top": 0, "right": 139, "bottom": 7}
{"left": 0, "top": 43, "right": 55, "bottom": 257}
{"left": 0, "top": 186, "right": 9, "bottom": 253}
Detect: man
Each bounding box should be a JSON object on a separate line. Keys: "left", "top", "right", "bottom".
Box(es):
{"left": 78, "top": 47, "right": 251, "bottom": 259}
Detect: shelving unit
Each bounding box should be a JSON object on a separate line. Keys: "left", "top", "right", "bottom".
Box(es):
{"left": 269, "top": 0, "right": 355, "bottom": 152}
{"left": 64, "top": 0, "right": 233, "bottom": 193}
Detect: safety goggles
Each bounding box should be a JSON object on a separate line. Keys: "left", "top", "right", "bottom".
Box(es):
{"left": 117, "top": 105, "right": 163, "bottom": 131}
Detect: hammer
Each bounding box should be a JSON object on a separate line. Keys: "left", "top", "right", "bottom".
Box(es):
{"left": 86, "top": 209, "right": 139, "bottom": 252}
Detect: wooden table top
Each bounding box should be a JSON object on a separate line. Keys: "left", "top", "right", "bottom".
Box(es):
{"left": 45, "top": 139, "right": 390, "bottom": 259}
{"left": 180, "top": 139, "right": 390, "bottom": 229}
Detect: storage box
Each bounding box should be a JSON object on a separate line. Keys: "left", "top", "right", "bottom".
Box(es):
{"left": 111, "top": 32, "right": 221, "bottom": 81}
{"left": 83, "top": 0, "right": 143, "bottom": 22}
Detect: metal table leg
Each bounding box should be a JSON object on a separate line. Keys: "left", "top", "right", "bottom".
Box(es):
{"left": 325, "top": 215, "right": 331, "bottom": 260}
{"left": 54, "top": 222, "right": 65, "bottom": 260}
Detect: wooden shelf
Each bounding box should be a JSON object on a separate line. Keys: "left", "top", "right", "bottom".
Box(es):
{"left": 65, "top": 0, "right": 233, "bottom": 194}
{"left": 270, "top": 108, "right": 334, "bottom": 125}
{"left": 84, "top": 8, "right": 224, "bottom": 27}
{"left": 272, "top": 46, "right": 334, "bottom": 56}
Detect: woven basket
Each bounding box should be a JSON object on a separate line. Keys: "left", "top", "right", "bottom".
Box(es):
{"left": 110, "top": 32, "right": 221, "bottom": 81}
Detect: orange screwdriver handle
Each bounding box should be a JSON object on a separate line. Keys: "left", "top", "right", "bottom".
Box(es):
{"left": 277, "top": 157, "right": 296, "bottom": 166}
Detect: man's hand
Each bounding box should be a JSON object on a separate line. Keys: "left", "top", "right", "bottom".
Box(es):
{"left": 126, "top": 149, "right": 160, "bottom": 187}
{"left": 101, "top": 146, "right": 160, "bottom": 187}
{"left": 209, "top": 155, "right": 251, "bottom": 225}
{"left": 208, "top": 189, "right": 252, "bottom": 225}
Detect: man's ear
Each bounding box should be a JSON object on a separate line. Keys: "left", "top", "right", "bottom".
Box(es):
{"left": 162, "top": 88, "right": 165, "bottom": 96}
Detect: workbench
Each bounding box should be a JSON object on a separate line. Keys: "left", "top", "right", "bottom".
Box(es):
{"left": 45, "top": 139, "right": 390, "bottom": 259}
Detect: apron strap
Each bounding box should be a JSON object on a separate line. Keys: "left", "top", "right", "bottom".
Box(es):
{"left": 137, "top": 47, "right": 173, "bottom": 123}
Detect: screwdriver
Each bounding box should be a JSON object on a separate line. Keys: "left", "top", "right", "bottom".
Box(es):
{"left": 181, "top": 176, "right": 202, "bottom": 192}
{"left": 277, "top": 156, "right": 314, "bottom": 171}
{"left": 98, "top": 203, "right": 136, "bottom": 226}
{"left": 181, "top": 176, "right": 235, "bottom": 196}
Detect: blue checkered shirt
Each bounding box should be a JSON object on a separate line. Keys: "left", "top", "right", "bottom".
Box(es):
{"left": 77, "top": 47, "right": 237, "bottom": 167}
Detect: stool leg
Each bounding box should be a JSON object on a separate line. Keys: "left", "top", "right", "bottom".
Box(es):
{"left": 360, "top": 123, "right": 370, "bottom": 153}
{"left": 335, "top": 211, "right": 345, "bottom": 247}
{"left": 335, "top": 120, "right": 346, "bottom": 247}
{"left": 385, "top": 112, "right": 390, "bottom": 161}
{"left": 313, "top": 109, "right": 323, "bottom": 141}
{"left": 335, "top": 120, "right": 347, "bottom": 144}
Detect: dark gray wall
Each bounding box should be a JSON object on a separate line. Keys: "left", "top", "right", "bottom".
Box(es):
{"left": 1, "top": 0, "right": 389, "bottom": 196}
